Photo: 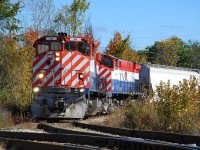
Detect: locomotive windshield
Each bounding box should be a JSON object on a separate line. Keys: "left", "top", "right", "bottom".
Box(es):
{"left": 37, "top": 41, "right": 61, "bottom": 54}
{"left": 50, "top": 42, "right": 61, "bottom": 50}
{"left": 65, "top": 42, "right": 76, "bottom": 51}
{"left": 78, "top": 42, "right": 90, "bottom": 56}
{"left": 37, "top": 42, "right": 49, "bottom": 54}
{"left": 65, "top": 42, "right": 90, "bottom": 56}
{"left": 102, "top": 57, "right": 113, "bottom": 68}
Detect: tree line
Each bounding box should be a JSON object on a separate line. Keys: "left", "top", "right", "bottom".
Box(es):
{"left": 0, "top": 0, "right": 199, "bottom": 115}
{"left": 106, "top": 32, "right": 200, "bottom": 69}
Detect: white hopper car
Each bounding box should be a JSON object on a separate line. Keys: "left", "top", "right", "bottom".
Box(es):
{"left": 137, "top": 64, "right": 200, "bottom": 94}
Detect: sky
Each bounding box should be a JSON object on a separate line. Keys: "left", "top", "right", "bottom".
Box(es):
{"left": 22, "top": 0, "right": 200, "bottom": 51}
{"left": 69, "top": 0, "right": 200, "bottom": 51}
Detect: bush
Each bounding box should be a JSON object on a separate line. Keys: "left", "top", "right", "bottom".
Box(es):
{"left": 0, "top": 107, "right": 13, "bottom": 129}
{"left": 123, "top": 100, "right": 160, "bottom": 130}
{"left": 122, "top": 77, "right": 200, "bottom": 133}
{"left": 156, "top": 77, "right": 199, "bottom": 133}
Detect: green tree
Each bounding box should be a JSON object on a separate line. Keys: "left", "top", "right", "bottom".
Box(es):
{"left": 187, "top": 40, "right": 200, "bottom": 69}
{"left": 145, "top": 44, "right": 159, "bottom": 64}
{"left": 176, "top": 43, "right": 191, "bottom": 68}
{"left": 136, "top": 50, "right": 148, "bottom": 63}
{"left": 0, "top": 0, "right": 21, "bottom": 34}
{"left": 54, "top": 0, "right": 90, "bottom": 35}
{"left": 0, "top": 37, "right": 33, "bottom": 112}
{"left": 144, "top": 37, "right": 184, "bottom": 66}
{"left": 54, "top": 5, "right": 70, "bottom": 34}
{"left": 176, "top": 40, "right": 200, "bottom": 69}
{"left": 69, "top": 0, "right": 90, "bottom": 36}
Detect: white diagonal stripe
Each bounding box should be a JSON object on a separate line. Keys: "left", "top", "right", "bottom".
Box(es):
{"left": 42, "top": 63, "right": 61, "bottom": 85}
{"left": 47, "top": 65, "right": 61, "bottom": 86}
{"left": 71, "top": 60, "right": 89, "bottom": 86}
{"left": 33, "top": 55, "right": 47, "bottom": 73}
{"left": 72, "top": 55, "right": 81, "bottom": 65}
{"left": 102, "top": 70, "right": 110, "bottom": 78}
{"left": 74, "top": 58, "right": 88, "bottom": 70}
{"left": 49, "top": 73, "right": 61, "bottom": 86}
{"left": 63, "top": 71, "right": 76, "bottom": 85}
{"left": 62, "top": 52, "right": 71, "bottom": 66}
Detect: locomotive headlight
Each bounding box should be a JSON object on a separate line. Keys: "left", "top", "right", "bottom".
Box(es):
{"left": 55, "top": 52, "right": 60, "bottom": 56}
{"left": 38, "top": 73, "right": 44, "bottom": 79}
{"left": 33, "top": 87, "right": 39, "bottom": 92}
{"left": 55, "top": 52, "right": 60, "bottom": 61}
{"left": 80, "top": 88, "right": 85, "bottom": 92}
{"left": 55, "top": 57, "right": 60, "bottom": 61}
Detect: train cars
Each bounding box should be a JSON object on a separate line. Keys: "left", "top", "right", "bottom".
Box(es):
{"left": 31, "top": 33, "right": 141, "bottom": 119}
{"left": 31, "top": 33, "right": 200, "bottom": 119}
{"left": 137, "top": 64, "right": 200, "bottom": 94}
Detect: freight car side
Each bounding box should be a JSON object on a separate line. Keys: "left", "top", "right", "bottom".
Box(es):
{"left": 138, "top": 64, "right": 200, "bottom": 93}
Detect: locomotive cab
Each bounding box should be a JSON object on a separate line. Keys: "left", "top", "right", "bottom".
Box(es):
{"left": 31, "top": 33, "right": 92, "bottom": 119}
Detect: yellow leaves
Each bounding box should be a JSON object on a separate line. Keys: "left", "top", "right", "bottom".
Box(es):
{"left": 121, "top": 49, "right": 139, "bottom": 62}
{"left": 155, "top": 77, "right": 200, "bottom": 132}
{"left": 155, "top": 36, "right": 183, "bottom": 66}
{"left": 0, "top": 37, "right": 34, "bottom": 110}
{"left": 24, "top": 28, "right": 39, "bottom": 47}
{"left": 106, "top": 32, "right": 141, "bottom": 62}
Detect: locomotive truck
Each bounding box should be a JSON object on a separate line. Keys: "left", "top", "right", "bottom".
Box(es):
{"left": 31, "top": 33, "right": 141, "bottom": 119}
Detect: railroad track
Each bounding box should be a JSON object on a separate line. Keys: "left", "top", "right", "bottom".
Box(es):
{"left": 0, "top": 122, "right": 199, "bottom": 150}
{"left": 0, "top": 137, "right": 96, "bottom": 150}
{"left": 72, "top": 122, "right": 200, "bottom": 146}
{"left": 37, "top": 123, "right": 199, "bottom": 150}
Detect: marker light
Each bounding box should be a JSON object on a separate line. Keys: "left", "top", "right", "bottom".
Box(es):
{"left": 79, "top": 73, "right": 84, "bottom": 79}
{"left": 38, "top": 73, "right": 44, "bottom": 79}
{"left": 33, "top": 87, "right": 39, "bottom": 92}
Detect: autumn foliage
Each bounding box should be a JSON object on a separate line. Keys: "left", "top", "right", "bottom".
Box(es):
{"left": 84, "top": 33, "right": 100, "bottom": 52}
{"left": 24, "top": 28, "right": 39, "bottom": 47}
{"left": 106, "top": 32, "right": 142, "bottom": 62}
{"left": 122, "top": 77, "right": 200, "bottom": 133}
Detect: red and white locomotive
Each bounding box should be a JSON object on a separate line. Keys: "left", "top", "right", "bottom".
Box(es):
{"left": 31, "top": 33, "right": 141, "bottom": 119}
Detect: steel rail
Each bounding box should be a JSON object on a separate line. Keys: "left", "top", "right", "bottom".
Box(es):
{"left": 0, "top": 137, "right": 97, "bottom": 150}
{"left": 38, "top": 123, "right": 113, "bottom": 137}
{"left": 72, "top": 122, "right": 200, "bottom": 146}
{"left": 38, "top": 123, "right": 200, "bottom": 150}
{"left": 0, "top": 130, "right": 195, "bottom": 150}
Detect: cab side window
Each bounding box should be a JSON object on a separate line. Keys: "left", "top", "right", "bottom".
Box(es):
{"left": 103, "top": 57, "right": 113, "bottom": 68}
{"left": 78, "top": 42, "right": 90, "bottom": 56}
